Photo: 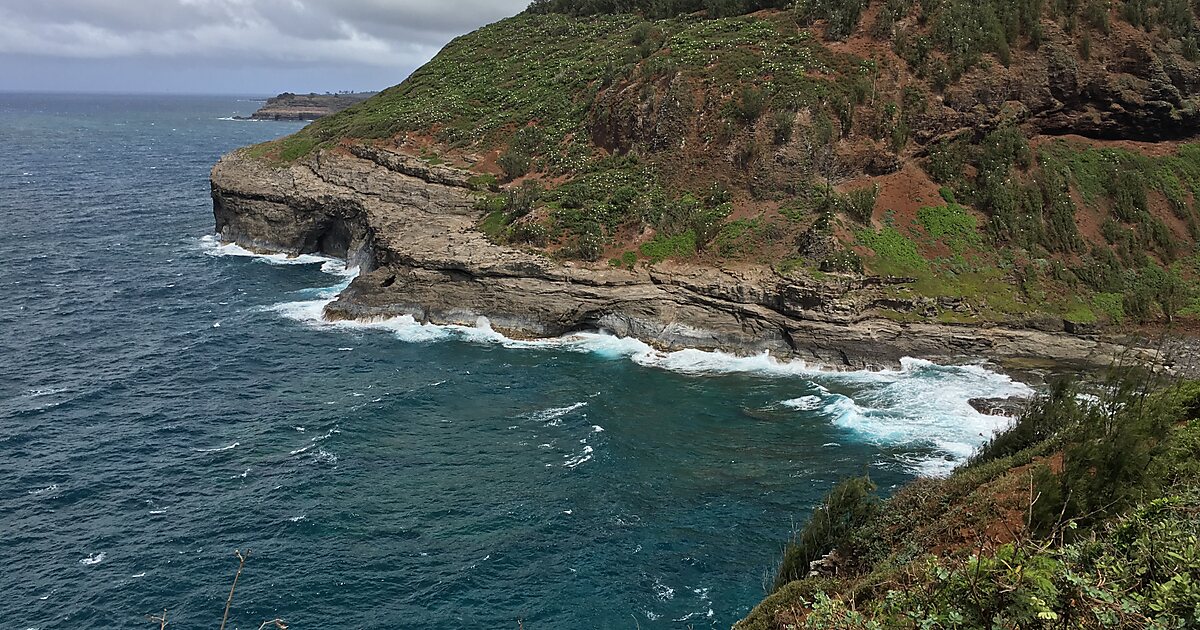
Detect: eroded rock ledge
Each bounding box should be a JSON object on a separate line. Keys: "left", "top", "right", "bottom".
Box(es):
{"left": 211, "top": 146, "right": 1137, "bottom": 371}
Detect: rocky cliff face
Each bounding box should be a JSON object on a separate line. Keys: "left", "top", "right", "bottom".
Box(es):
{"left": 240, "top": 92, "right": 376, "bottom": 122}
{"left": 211, "top": 145, "right": 1134, "bottom": 370}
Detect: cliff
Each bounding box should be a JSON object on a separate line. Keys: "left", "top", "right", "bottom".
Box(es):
{"left": 241, "top": 92, "right": 376, "bottom": 121}
{"left": 212, "top": 144, "right": 1134, "bottom": 369}
{"left": 212, "top": 4, "right": 1200, "bottom": 367}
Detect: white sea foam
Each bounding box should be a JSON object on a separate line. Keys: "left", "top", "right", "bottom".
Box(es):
{"left": 28, "top": 484, "right": 58, "bottom": 495}
{"left": 781, "top": 395, "right": 824, "bottom": 411}
{"left": 193, "top": 441, "right": 239, "bottom": 453}
{"left": 233, "top": 247, "right": 1033, "bottom": 476}
{"left": 674, "top": 610, "right": 715, "bottom": 622}
{"left": 199, "top": 235, "right": 357, "bottom": 278}
{"left": 652, "top": 577, "right": 675, "bottom": 601}
{"left": 770, "top": 357, "right": 1034, "bottom": 476}
{"left": 311, "top": 427, "right": 340, "bottom": 443}
{"left": 563, "top": 445, "right": 594, "bottom": 469}
{"left": 526, "top": 402, "right": 588, "bottom": 426}
{"left": 80, "top": 552, "right": 105, "bottom": 566}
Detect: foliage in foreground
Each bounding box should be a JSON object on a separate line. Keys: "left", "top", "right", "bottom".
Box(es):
{"left": 742, "top": 371, "right": 1200, "bottom": 629}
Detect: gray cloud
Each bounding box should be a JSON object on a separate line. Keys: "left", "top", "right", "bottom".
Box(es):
{"left": 0, "top": 0, "right": 529, "bottom": 68}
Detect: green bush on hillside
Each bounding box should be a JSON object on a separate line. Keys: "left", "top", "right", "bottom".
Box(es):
{"left": 525, "top": 0, "right": 790, "bottom": 19}
{"left": 796, "top": 0, "right": 868, "bottom": 40}
{"left": 772, "top": 476, "right": 880, "bottom": 591}
{"left": 969, "top": 379, "right": 1079, "bottom": 466}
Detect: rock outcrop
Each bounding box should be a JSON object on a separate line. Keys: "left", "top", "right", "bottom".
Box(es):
{"left": 238, "top": 92, "right": 377, "bottom": 122}
{"left": 211, "top": 145, "right": 1138, "bottom": 370}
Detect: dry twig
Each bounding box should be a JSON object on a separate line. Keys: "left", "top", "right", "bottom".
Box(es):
{"left": 219, "top": 549, "right": 251, "bottom": 630}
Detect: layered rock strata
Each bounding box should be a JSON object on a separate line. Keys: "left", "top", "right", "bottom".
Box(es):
{"left": 211, "top": 146, "right": 1145, "bottom": 371}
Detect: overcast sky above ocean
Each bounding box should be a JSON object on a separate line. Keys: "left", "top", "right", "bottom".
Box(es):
{"left": 0, "top": 0, "right": 530, "bottom": 94}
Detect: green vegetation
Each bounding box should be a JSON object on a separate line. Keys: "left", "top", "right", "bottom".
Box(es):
{"left": 773, "top": 476, "right": 880, "bottom": 590}
{"left": 254, "top": 12, "right": 649, "bottom": 161}
{"left": 917, "top": 203, "right": 980, "bottom": 253}
{"left": 855, "top": 226, "right": 927, "bottom": 276}
{"left": 1039, "top": 142, "right": 1200, "bottom": 263}
{"left": 241, "top": 2, "right": 1200, "bottom": 329}
{"left": 641, "top": 231, "right": 697, "bottom": 262}
{"left": 609, "top": 250, "right": 639, "bottom": 268}
{"left": 742, "top": 372, "right": 1200, "bottom": 629}
{"left": 526, "top": 0, "right": 790, "bottom": 19}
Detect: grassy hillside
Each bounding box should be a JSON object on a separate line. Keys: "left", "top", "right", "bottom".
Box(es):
{"left": 248, "top": 1, "right": 1200, "bottom": 329}
{"left": 738, "top": 371, "right": 1200, "bottom": 628}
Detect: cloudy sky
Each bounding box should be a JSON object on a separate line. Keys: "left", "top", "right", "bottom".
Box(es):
{"left": 0, "top": 0, "right": 530, "bottom": 94}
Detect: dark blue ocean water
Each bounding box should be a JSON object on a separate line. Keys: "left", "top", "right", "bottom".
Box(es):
{"left": 0, "top": 94, "right": 1031, "bottom": 629}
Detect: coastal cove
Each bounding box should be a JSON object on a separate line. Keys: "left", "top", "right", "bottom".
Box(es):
{"left": 3, "top": 94, "right": 1033, "bottom": 628}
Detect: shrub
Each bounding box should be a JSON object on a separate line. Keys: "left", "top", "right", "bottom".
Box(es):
{"left": 650, "top": 192, "right": 732, "bottom": 251}
{"left": 1074, "top": 246, "right": 1122, "bottom": 292}
{"left": 1042, "top": 370, "right": 1175, "bottom": 532}
{"left": 925, "top": 137, "right": 969, "bottom": 184}
{"left": 770, "top": 110, "right": 794, "bottom": 145}
{"left": 773, "top": 476, "right": 879, "bottom": 591}
{"left": 728, "top": 86, "right": 767, "bottom": 124}
{"left": 970, "top": 379, "right": 1080, "bottom": 466}
{"left": 843, "top": 185, "right": 878, "bottom": 224}
{"left": 1108, "top": 168, "right": 1149, "bottom": 222}
{"left": 498, "top": 147, "right": 532, "bottom": 181}
{"left": 796, "top": 0, "right": 868, "bottom": 40}
{"left": 509, "top": 220, "right": 550, "bottom": 246}
{"left": 505, "top": 179, "right": 543, "bottom": 219}
{"left": 820, "top": 250, "right": 864, "bottom": 273}
{"left": 576, "top": 226, "right": 605, "bottom": 262}
{"left": 1082, "top": 0, "right": 1110, "bottom": 32}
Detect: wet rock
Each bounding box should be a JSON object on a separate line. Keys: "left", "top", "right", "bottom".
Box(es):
{"left": 969, "top": 396, "right": 1029, "bottom": 418}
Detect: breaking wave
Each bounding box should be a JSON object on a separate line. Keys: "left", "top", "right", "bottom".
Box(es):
{"left": 209, "top": 238, "right": 1033, "bottom": 475}
{"left": 199, "top": 235, "right": 357, "bottom": 278}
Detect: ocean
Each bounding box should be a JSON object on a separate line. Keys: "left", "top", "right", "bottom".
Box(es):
{"left": 0, "top": 93, "right": 1031, "bottom": 629}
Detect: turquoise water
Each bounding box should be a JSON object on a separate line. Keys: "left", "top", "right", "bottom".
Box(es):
{"left": 0, "top": 94, "right": 1030, "bottom": 629}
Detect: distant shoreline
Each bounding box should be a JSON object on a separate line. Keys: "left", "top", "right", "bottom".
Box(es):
{"left": 235, "top": 91, "right": 376, "bottom": 122}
